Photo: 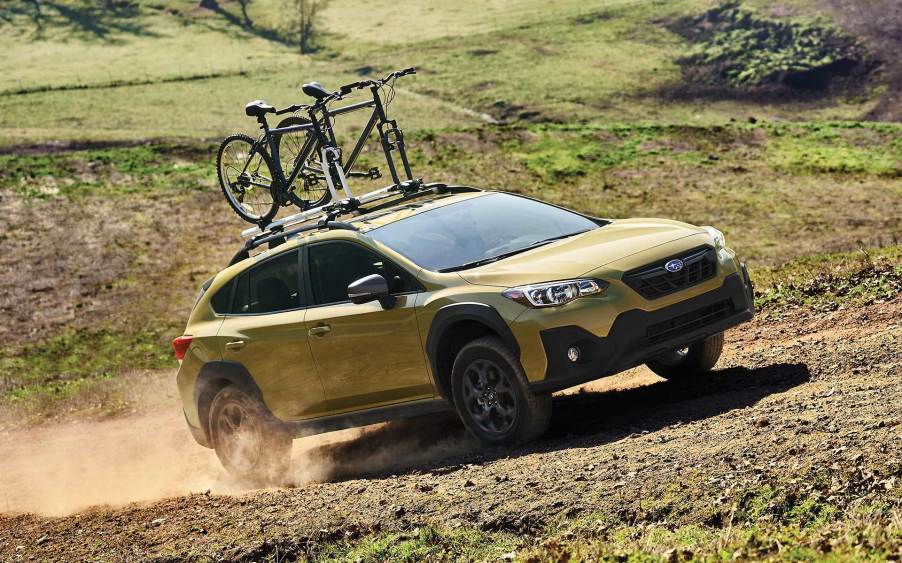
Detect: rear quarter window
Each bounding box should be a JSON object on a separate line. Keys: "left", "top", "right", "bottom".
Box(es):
{"left": 210, "top": 278, "right": 235, "bottom": 314}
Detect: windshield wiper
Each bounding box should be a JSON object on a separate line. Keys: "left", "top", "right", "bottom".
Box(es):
{"left": 438, "top": 230, "right": 591, "bottom": 273}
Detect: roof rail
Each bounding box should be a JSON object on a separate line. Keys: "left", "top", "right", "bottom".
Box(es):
{"left": 229, "top": 219, "right": 358, "bottom": 266}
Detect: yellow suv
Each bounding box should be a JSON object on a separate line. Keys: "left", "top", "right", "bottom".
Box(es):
{"left": 173, "top": 186, "right": 754, "bottom": 482}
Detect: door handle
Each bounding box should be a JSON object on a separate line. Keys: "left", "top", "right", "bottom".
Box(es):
{"left": 225, "top": 340, "right": 246, "bottom": 350}
{"left": 308, "top": 324, "right": 331, "bottom": 337}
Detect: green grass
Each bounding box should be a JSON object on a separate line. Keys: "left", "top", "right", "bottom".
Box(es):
{"left": 312, "top": 525, "right": 519, "bottom": 563}
{"left": 0, "top": 0, "right": 885, "bottom": 145}
{"left": 0, "top": 328, "right": 174, "bottom": 406}
{"left": 0, "top": 143, "right": 215, "bottom": 197}
{"left": 765, "top": 122, "right": 902, "bottom": 176}
{"left": 0, "top": 1, "right": 297, "bottom": 92}
{"left": 752, "top": 245, "right": 902, "bottom": 312}
{"left": 307, "top": 492, "right": 902, "bottom": 562}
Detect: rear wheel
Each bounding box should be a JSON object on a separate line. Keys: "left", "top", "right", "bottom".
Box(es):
{"left": 216, "top": 134, "right": 279, "bottom": 224}
{"left": 272, "top": 116, "right": 331, "bottom": 210}
{"left": 646, "top": 333, "right": 724, "bottom": 380}
{"left": 451, "top": 336, "right": 551, "bottom": 445}
{"left": 208, "top": 386, "right": 291, "bottom": 485}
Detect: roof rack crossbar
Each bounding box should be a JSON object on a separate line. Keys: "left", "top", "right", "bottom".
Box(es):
{"left": 240, "top": 179, "right": 430, "bottom": 239}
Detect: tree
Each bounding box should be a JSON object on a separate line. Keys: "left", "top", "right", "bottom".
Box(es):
{"left": 236, "top": 0, "right": 253, "bottom": 28}
{"left": 294, "top": 0, "right": 328, "bottom": 54}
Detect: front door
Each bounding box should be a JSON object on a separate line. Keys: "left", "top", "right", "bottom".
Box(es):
{"left": 303, "top": 240, "right": 432, "bottom": 414}
{"left": 217, "top": 248, "right": 327, "bottom": 420}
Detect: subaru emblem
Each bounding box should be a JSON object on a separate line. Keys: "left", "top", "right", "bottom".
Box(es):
{"left": 665, "top": 259, "right": 684, "bottom": 273}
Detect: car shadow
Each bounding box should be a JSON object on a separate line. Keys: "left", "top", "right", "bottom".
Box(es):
{"left": 298, "top": 362, "right": 810, "bottom": 483}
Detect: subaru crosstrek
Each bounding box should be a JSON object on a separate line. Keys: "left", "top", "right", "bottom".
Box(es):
{"left": 174, "top": 186, "right": 754, "bottom": 482}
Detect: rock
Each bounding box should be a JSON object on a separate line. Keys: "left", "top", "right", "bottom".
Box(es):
{"left": 35, "top": 535, "right": 48, "bottom": 546}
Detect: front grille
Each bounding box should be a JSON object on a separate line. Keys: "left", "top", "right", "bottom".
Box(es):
{"left": 646, "top": 299, "right": 734, "bottom": 344}
{"left": 623, "top": 246, "right": 717, "bottom": 299}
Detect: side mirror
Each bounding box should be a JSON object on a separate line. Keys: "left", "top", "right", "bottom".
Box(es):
{"left": 347, "top": 274, "right": 396, "bottom": 309}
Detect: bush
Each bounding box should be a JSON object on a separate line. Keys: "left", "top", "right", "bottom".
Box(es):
{"left": 674, "top": 1, "right": 866, "bottom": 90}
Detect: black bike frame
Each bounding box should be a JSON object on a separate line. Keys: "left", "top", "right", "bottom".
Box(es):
{"left": 248, "top": 82, "right": 414, "bottom": 196}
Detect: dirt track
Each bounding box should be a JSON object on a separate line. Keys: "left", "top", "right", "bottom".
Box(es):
{"left": 0, "top": 297, "right": 900, "bottom": 560}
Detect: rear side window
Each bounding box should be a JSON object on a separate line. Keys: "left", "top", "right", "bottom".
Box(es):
{"left": 210, "top": 278, "right": 234, "bottom": 313}
{"left": 216, "top": 250, "right": 302, "bottom": 314}
{"left": 307, "top": 241, "right": 418, "bottom": 305}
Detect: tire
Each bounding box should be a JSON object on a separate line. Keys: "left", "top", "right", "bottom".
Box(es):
{"left": 646, "top": 332, "right": 725, "bottom": 380}
{"left": 208, "top": 386, "right": 292, "bottom": 485}
{"left": 451, "top": 336, "right": 552, "bottom": 445}
{"left": 216, "top": 133, "right": 279, "bottom": 224}
{"left": 272, "top": 116, "right": 331, "bottom": 210}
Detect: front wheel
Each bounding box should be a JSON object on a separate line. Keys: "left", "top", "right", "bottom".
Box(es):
{"left": 208, "top": 386, "right": 292, "bottom": 485}
{"left": 216, "top": 134, "right": 279, "bottom": 224}
{"left": 272, "top": 116, "right": 331, "bottom": 210}
{"left": 451, "top": 336, "right": 552, "bottom": 445}
{"left": 646, "top": 332, "right": 724, "bottom": 380}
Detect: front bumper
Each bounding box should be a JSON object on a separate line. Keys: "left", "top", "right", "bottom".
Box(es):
{"left": 530, "top": 266, "right": 754, "bottom": 394}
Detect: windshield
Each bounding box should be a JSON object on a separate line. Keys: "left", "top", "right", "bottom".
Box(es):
{"left": 367, "top": 193, "right": 599, "bottom": 272}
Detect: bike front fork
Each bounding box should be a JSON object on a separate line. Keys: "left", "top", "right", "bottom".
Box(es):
{"left": 378, "top": 121, "right": 413, "bottom": 186}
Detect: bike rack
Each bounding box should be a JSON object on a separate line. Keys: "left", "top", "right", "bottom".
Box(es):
{"left": 240, "top": 179, "right": 427, "bottom": 238}
{"left": 233, "top": 67, "right": 438, "bottom": 243}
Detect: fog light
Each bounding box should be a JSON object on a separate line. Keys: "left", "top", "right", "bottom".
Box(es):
{"left": 567, "top": 346, "right": 581, "bottom": 363}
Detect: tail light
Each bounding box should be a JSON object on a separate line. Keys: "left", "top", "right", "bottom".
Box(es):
{"left": 172, "top": 336, "right": 193, "bottom": 361}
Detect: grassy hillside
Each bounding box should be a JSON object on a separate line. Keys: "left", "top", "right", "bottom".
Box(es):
{"left": 0, "top": 0, "right": 891, "bottom": 145}
{"left": 1, "top": 2, "right": 901, "bottom": 559}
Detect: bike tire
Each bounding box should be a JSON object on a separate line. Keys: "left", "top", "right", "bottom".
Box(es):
{"left": 272, "top": 116, "right": 332, "bottom": 210}
{"left": 216, "top": 133, "right": 280, "bottom": 224}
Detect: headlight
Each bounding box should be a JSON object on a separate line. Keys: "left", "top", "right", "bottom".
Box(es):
{"left": 502, "top": 279, "right": 607, "bottom": 308}
{"left": 702, "top": 226, "right": 726, "bottom": 250}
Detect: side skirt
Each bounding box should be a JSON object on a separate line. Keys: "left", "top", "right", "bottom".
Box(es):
{"left": 284, "top": 398, "right": 453, "bottom": 438}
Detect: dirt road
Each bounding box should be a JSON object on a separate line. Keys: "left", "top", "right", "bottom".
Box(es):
{"left": 0, "top": 297, "right": 900, "bottom": 560}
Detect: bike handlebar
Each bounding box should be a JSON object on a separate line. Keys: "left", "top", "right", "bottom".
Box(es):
{"left": 337, "top": 67, "right": 417, "bottom": 95}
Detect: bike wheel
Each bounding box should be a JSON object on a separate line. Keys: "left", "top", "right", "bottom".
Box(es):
{"left": 273, "top": 116, "right": 331, "bottom": 210}
{"left": 216, "top": 134, "right": 279, "bottom": 224}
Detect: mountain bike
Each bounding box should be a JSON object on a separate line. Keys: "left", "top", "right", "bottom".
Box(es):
{"left": 216, "top": 67, "right": 417, "bottom": 225}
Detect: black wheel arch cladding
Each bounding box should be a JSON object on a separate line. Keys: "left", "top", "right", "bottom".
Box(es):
{"left": 425, "top": 302, "right": 520, "bottom": 402}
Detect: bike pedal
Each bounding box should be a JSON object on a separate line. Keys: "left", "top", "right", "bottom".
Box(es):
{"left": 368, "top": 167, "right": 382, "bottom": 179}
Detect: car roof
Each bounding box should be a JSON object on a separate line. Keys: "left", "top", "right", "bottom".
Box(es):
{"left": 228, "top": 189, "right": 491, "bottom": 269}
{"left": 348, "top": 190, "right": 489, "bottom": 232}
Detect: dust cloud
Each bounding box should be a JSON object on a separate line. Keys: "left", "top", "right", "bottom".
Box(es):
{"left": 0, "top": 406, "right": 226, "bottom": 516}
{"left": 0, "top": 392, "right": 474, "bottom": 517}
{"left": 0, "top": 367, "right": 655, "bottom": 517}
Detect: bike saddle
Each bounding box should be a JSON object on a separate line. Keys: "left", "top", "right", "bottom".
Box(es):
{"left": 301, "top": 82, "right": 331, "bottom": 100}
{"left": 245, "top": 100, "right": 275, "bottom": 117}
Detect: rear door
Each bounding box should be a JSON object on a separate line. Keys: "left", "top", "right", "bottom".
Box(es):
{"left": 302, "top": 240, "right": 432, "bottom": 414}
{"left": 216, "top": 248, "right": 327, "bottom": 420}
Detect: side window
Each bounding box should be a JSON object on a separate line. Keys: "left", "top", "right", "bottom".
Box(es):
{"left": 232, "top": 250, "right": 301, "bottom": 314}
{"left": 210, "top": 278, "right": 234, "bottom": 314}
{"left": 308, "top": 242, "right": 418, "bottom": 305}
